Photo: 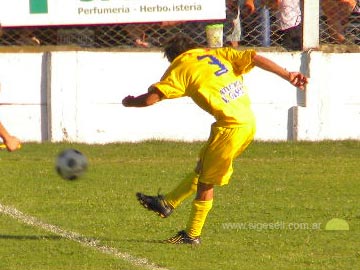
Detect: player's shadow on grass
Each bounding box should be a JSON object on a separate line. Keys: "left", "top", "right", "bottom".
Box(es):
{"left": 0, "top": 234, "right": 62, "bottom": 240}
{"left": 125, "top": 238, "right": 167, "bottom": 244}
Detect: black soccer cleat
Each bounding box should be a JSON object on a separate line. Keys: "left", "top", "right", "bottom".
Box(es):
{"left": 136, "top": 192, "right": 173, "bottom": 218}
{"left": 165, "top": 230, "right": 201, "bottom": 245}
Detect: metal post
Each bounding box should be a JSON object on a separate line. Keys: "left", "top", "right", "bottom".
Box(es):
{"left": 302, "top": 0, "right": 320, "bottom": 50}
{"left": 261, "top": 7, "right": 271, "bottom": 47}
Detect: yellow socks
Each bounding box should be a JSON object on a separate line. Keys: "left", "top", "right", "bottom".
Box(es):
{"left": 164, "top": 172, "right": 213, "bottom": 238}
{"left": 186, "top": 199, "right": 213, "bottom": 238}
{"left": 165, "top": 172, "right": 199, "bottom": 208}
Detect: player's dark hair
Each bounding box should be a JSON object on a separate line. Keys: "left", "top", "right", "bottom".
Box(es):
{"left": 163, "top": 33, "right": 199, "bottom": 62}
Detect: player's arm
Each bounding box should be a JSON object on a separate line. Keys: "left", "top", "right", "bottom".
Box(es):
{"left": 0, "top": 122, "right": 21, "bottom": 152}
{"left": 122, "top": 86, "right": 164, "bottom": 107}
{"left": 252, "top": 54, "right": 308, "bottom": 90}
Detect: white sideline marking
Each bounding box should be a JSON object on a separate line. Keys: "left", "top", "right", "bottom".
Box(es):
{"left": 0, "top": 203, "right": 168, "bottom": 270}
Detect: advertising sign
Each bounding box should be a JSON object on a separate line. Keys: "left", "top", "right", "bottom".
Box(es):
{"left": 0, "top": 0, "right": 226, "bottom": 27}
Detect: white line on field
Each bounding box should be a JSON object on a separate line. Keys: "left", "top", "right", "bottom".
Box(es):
{"left": 0, "top": 203, "right": 168, "bottom": 270}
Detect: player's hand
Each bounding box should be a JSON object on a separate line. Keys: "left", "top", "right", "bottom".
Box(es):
{"left": 122, "top": 90, "right": 162, "bottom": 107}
{"left": 122, "top": 95, "right": 135, "bottom": 107}
{"left": 288, "top": 72, "right": 308, "bottom": 90}
{"left": 4, "top": 136, "right": 21, "bottom": 152}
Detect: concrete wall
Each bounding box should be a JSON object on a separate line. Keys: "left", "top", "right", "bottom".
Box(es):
{"left": 0, "top": 50, "right": 359, "bottom": 143}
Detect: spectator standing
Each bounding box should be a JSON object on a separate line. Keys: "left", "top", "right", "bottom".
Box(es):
{"left": 239, "top": 0, "right": 271, "bottom": 47}
{"left": 272, "top": 0, "right": 302, "bottom": 50}
{"left": 321, "top": 0, "right": 357, "bottom": 43}
{"left": 17, "top": 28, "right": 41, "bottom": 45}
{"left": 224, "top": 0, "right": 242, "bottom": 47}
{"left": 123, "top": 24, "right": 152, "bottom": 48}
{"left": 205, "top": 0, "right": 258, "bottom": 48}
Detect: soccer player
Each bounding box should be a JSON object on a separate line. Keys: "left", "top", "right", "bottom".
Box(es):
{"left": 0, "top": 122, "right": 21, "bottom": 152}
{"left": 122, "top": 33, "right": 308, "bottom": 244}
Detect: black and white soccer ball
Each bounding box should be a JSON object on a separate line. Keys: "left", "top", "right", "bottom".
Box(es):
{"left": 55, "top": 149, "right": 88, "bottom": 180}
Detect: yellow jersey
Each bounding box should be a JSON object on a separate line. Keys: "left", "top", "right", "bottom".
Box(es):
{"left": 151, "top": 47, "right": 257, "bottom": 127}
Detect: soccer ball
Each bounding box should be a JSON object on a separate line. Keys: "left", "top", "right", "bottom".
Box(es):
{"left": 55, "top": 149, "right": 88, "bottom": 180}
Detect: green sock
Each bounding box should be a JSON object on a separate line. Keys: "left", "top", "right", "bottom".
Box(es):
{"left": 165, "top": 172, "right": 199, "bottom": 209}
{"left": 186, "top": 199, "right": 213, "bottom": 238}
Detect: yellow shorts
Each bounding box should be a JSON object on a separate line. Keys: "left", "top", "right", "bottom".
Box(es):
{"left": 196, "top": 123, "right": 255, "bottom": 186}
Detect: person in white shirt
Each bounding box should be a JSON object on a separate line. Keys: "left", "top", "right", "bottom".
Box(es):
{"left": 273, "top": 0, "right": 302, "bottom": 50}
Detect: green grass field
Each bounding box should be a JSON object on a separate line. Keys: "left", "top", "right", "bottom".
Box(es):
{"left": 0, "top": 141, "right": 359, "bottom": 270}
